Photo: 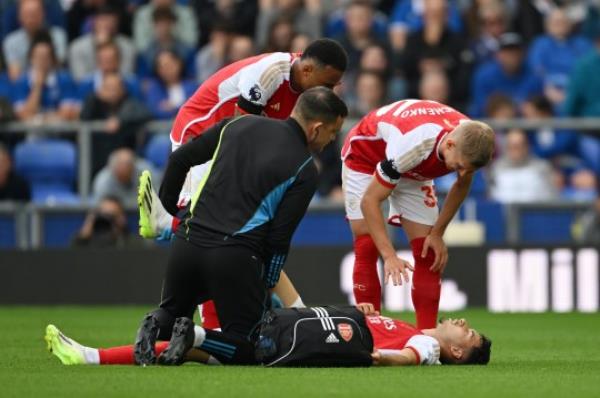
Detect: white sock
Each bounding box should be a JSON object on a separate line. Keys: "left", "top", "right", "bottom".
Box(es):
{"left": 193, "top": 325, "right": 206, "bottom": 348}
{"left": 290, "top": 296, "right": 305, "bottom": 308}
{"left": 207, "top": 355, "right": 221, "bottom": 365}
{"left": 82, "top": 347, "right": 100, "bottom": 365}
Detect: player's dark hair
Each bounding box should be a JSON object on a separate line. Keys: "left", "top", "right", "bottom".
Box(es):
{"left": 464, "top": 334, "right": 492, "bottom": 365}
{"left": 294, "top": 86, "right": 348, "bottom": 125}
{"left": 301, "top": 39, "right": 348, "bottom": 72}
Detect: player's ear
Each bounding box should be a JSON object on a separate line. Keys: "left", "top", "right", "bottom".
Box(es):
{"left": 302, "top": 61, "right": 314, "bottom": 76}
{"left": 450, "top": 344, "right": 464, "bottom": 362}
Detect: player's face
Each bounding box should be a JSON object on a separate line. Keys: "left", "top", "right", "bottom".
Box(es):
{"left": 443, "top": 146, "right": 475, "bottom": 178}
{"left": 302, "top": 65, "right": 344, "bottom": 91}
{"left": 309, "top": 116, "right": 344, "bottom": 152}
{"left": 439, "top": 318, "right": 482, "bottom": 359}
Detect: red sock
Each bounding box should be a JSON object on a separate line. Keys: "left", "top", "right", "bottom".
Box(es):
{"left": 171, "top": 216, "right": 181, "bottom": 232}
{"left": 352, "top": 234, "right": 381, "bottom": 311}
{"left": 410, "top": 237, "right": 441, "bottom": 329}
{"left": 98, "top": 341, "right": 169, "bottom": 365}
{"left": 201, "top": 301, "right": 221, "bottom": 330}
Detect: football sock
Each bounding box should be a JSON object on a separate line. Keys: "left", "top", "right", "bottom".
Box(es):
{"left": 290, "top": 296, "right": 305, "bottom": 308}
{"left": 98, "top": 342, "right": 169, "bottom": 365}
{"left": 410, "top": 237, "right": 441, "bottom": 329}
{"left": 193, "top": 326, "right": 206, "bottom": 348}
{"left": 201, "top": 301, "right": 221, "bottom": 330}
{"left": 352, "top": 234, "right": 381, "bottom": 311}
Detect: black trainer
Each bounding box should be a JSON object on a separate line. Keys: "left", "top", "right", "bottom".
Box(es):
{"left": 134, "top": 313, "right": 160, "bottom": 365}
{"left": 157, "top": 317, "right": 195, "bottom": 366}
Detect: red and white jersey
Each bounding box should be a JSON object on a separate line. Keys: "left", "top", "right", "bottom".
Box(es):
{"left": 170, "top": 52, "right": 301, "bottom": 145}
{"left": 341, "top": 99, "right": 469, "bottom": 187}
{"left": 365, "top": 315, "right": 440, "bottom": 365}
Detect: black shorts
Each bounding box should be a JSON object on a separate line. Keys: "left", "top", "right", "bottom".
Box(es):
{"left": 256, "top": 306, "right": 374, "bottom": 367}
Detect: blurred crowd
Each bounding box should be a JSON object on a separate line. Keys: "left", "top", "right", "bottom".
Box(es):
{"left": 1, "top": 0, "right": 600, "bottom": 241}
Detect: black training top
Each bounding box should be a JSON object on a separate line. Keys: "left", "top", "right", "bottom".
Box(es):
{"left": 159, "top": 115, "right": 318, "bottom": 287}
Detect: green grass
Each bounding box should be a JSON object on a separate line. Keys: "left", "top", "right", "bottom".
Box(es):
{"left": 1, "top": 307, "right": 600, "bottom": 398}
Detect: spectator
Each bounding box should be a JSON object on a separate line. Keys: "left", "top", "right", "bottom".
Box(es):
{"left": 0, "top": 73, "right": 15, "bottom": 122}
{"left": 262, "top": 16, "right": 296, "bottom": 53}
{"left": 470, "top": 32, "right": 543, "bottom": 117}
{"left": 359, "top": 43, "right": 405, "bottom": 100}
{"left": 0, "top": 143, "right": 31, "bottom": 201}
{"left": 255, "top": 0, "right": 322, "bottom": 51}
{"left": 562, "top": 29, "right": 600, "bottom": 175}
{"left": 398, "top": 0, "right": 473, "bottom": 108}
{"left": 79, "top": 41, "right": 141, "bottom": 100}
{"left": 528, "top": 8, "right": 592, "bottom": 107}
{"left": 68, "top": 6, "right": 136, "bottom": 82}
{"left": 66, "top": 0, "right": 130, "bottom": 41}
{"left": 12, "top": 36, "right": 80, "bottom": 122}
{"left": 191, "top": 0, "right": 257, "bottom": 47}
{"left": 144, "top": 50, "right": 196, "bottom": 120}
{"left": 81, "top": 72, "right": 151, "bottom": 174}
{"left": 1, "top": 0, "right": 65, "bottom": 40}
{"left": 133, "top": 0, "right": 198, "bottom": 52}
{"left": 91, "top": 148, "right": 155, "bottom": 207}
{"left": 2, "top": 0, "right": 67, "bottom": 81}
{"left": 348, "top": 70, "right": 386, "bottom": 117}
{"left": 334, "top": 0, "right": 387, "bottom": 73}
{"left": 72, "top": 195, "right": 140, "bottom": 248}
{"left": 489, "top": 128, "right": 559, "bottom": 203}
{"left": 388, "top": 0, "right": 464, "bottom": 52}
{"left": 418, "top": 69, "right": 450, "bottom": 104}
{"left": 561, "top": 169, "right": 598, "bottom": 202}
{"left": 138, "top": 6, "right": 195, "bottom": 80}
{"left": 468, "top": 0, "right": 510, "bottom": 65}
{"left": 195, "top": 23, "right": 230, "bottom": 83}
{"left": 227, "top": 35, "right": 255, "bottom": 63}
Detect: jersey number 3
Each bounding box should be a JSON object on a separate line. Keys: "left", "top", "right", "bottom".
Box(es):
{"left": 421, "top": 186, "right": 437, "bottom": 208}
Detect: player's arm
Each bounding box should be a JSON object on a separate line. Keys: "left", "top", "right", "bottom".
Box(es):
{"left": 236, "top": 55, "right": 288, "bottom": 116}
{"left": 371, "top": 349, "right": 418, "bottom": 366}
{"left": 272, "top": 270, "right": 305, "bottom": 308}
{"left": 158, "top": 118, "right": 230, "bottom": 216}
{"left": 263, "top": 161, "right": 318, "bottom": 288}
{"left": 361, "top": 175, "right": 414, "bottom": 286}
{"left": 426, "top": 171, "right": 474, "bottom": 272}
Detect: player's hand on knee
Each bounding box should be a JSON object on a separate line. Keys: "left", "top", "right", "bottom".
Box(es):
{"left": 423, "top": 234, "right": 448, "bottom": 273}
{"left": 356, "top": 302, "right": 379, "bottom": 316}
{"left": 383, "top": 255, "right": 414, "bottom": 286}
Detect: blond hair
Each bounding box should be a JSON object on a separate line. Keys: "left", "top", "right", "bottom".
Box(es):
{"left": 455, "top": 120, "right": 495, "bottom": 168}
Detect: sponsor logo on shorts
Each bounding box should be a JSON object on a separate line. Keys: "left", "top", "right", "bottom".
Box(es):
{"left": 337, "top": 323, "right": 353, "bottom": 342}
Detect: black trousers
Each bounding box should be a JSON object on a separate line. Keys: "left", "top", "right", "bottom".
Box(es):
{"left": 152, "top": 236, "right": 271, "bottom": 364}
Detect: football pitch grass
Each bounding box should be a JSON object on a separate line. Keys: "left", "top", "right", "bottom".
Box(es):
{"left": 1, "top": 307, "right": 599, "bottom": 398}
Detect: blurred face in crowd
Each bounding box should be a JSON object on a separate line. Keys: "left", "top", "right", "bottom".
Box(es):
{"left": 419, "top": 71, "right": 449, "bottom": 104}
{"left": 277, "top": 0, "right": 302, "bottom": 12}
{"left": 110, "top": 148, "right": 135, "bottom": 184}
{"left": 496, "top": 47, "right": 523, "bottom": 75}
{"left": 290, "top": 34, "right": 310, "bottom": 53}
{"left": 479, "top": 4, "right": 507, "bottom": 38}
{"left": 30, "top": 42, "right": 55, "bottom": 73}
{"left": 360, "top": 45, "right": 388, "bottom": 74}
{"left": 154, "top": 17, "right": 175, "bottom": 42}
{"left": 94, "top": 13, "right": 118, "bottom": 38}
{"left": 156, "top": 51, "right": 182, "bottom": 85}
{"left": 269, "top": 20, "right": 295, "bottom": 52}
{"left": 546, "top": 8, "right": 572, "bottom": 41}
{"left": 423, "top": 0, "right": 447, "bottom": 21}
{"left": 97, "top": 197, "right": 127, "bottom": 230}
{"left": 345, "top": 3, "right": 373, "bottom": 38}
{"left": 505, "top": 129, "right": 530, "bottom": 165}
{"left": 99, "top": 73, "right": 125, "bottom": 105}
{"left": 356, "top": 72, "right": 385, "bottom": 111}
{"left": 19, "top": 0, "right": 45, "bottom": 34}
{"left": 96, "top": 45, "right": 120, "bottom": 74}
{"left": 153, "top": 0, "right": 173, "bottom": 8}
{"left": 228, "top": 35, "right": 254, "bottom": 63}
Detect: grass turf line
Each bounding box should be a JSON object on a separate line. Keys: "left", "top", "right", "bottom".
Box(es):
{"left": 1, "top": 306, "right": 599, "bottom": 398}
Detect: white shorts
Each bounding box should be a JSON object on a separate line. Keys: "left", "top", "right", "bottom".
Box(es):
{"left": 172, "top": 141, "right": 212, "bottom": 207}
{"left": 341, "top": 164, "right": 439, "bottom": 226}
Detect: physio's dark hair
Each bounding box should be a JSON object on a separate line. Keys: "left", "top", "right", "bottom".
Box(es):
{"left": 294, "top": 86, "right": 348, "bottom": 124}
{"left": 464, "top": 334, "right": 492, "bottom": 365}
{"left": 301, "top": 38, "right": 348, "bottom": 72}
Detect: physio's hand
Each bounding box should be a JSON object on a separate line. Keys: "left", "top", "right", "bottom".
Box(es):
{"left": 383, "top": 255, "right": 414, "bottom": 286}
{"left": 422, "top": 233, "right": 448, "bottom": 273}
{"left": 356, "top": 302, "right": 379, "bottom": 316}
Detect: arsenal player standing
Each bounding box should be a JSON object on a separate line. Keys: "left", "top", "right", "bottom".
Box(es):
{"left": 341, "top": 99, "right": 495, "bottom": 329}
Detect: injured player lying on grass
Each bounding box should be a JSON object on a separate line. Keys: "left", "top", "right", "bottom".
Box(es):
{"left": 45, "top": 304, "right": 491, "bottom": 367}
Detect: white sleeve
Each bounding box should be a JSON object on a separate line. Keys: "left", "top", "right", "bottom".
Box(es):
{"left": 237, "top": 53, "right": 290, "bottom": 109}
{"left": 374, "top": 122, "right": 442, "bottom": 187}
{"left": 405, "top": 335, "right": 440, "bottom": 366}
